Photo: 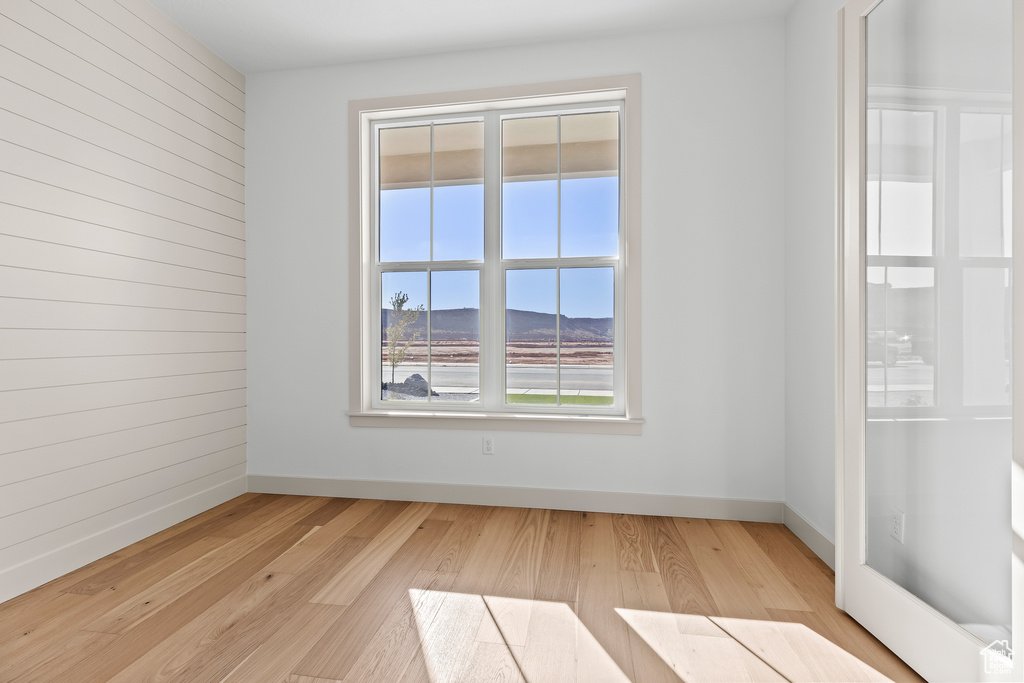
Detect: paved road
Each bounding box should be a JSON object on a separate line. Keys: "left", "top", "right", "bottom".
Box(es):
{"left": 382, "top": 364, "right": 612, "bottom": 391}
{"left": 866, "top": 363, "right": 934, "bottom": 387}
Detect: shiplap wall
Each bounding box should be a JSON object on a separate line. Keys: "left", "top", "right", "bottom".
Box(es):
{"left": 0, "top": 0, "right": 246, "bottom": 602}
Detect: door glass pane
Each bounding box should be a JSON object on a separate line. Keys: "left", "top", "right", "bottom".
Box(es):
{"left": 506, "top": 269, "right": 556, "bottom": 404}
{"left": 502, "top": 117, "right": 558, "bottom": 259}
{"left": 867, "top": 109, "right": 882, "bottom": 256}
{"left": 866, "top": 267, "right": 935, "bottom": 407}
{"left": 963, "top": 268, "right": 1011, "bottom": 406}
{"left": 879, "top": 109, "right": 935, "bottom": 257}
{"left": 960, "top": 113, "right": 1010, "bottom": 257}
{"left": 559, "top": 268, "right": 613, "bottom": 405}
{"left": 430, "top": 270, "right": 479, "bottom": 402}
{"left": 381, "top": 271, "right": 427, "bottom": 401}
{"left": 864, "top": 0, "right": 1012, "bottom": 645}
{"left": 380, "top": 126, "right": 430, "bottom": 262}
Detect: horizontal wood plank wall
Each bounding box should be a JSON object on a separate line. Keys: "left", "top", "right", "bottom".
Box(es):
{"left": 0, "top": 0, "right": 246, "bottom": 603}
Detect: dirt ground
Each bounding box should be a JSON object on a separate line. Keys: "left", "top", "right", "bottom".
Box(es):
{"left": 382, "top": 340, "right": 612, "bottom": 365}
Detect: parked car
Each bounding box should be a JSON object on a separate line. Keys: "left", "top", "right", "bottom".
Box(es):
{"left": 867, "top": 330, "right": 912, "bottom": 366}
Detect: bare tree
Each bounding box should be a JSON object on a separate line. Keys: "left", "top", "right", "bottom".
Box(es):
{"left": 384, "top": 291, "right": 424, "bottom": 384}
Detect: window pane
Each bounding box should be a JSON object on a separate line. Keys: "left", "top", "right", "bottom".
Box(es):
{"left": 506, "top": 269, "right": 556, "bottom": 404}
{"left": 866, "top": 108, "right": 881, "bottom": 256}
{"left": 561, "top": 112, "right": 619, "bottom": 258}
{"left": 866, "top": 267, "right": 935, "bottom": 407}
{"left": 380, "top": 126, "right": 430, "bottom": 262}
{"left": 430, "top": 270, "right": 480, "bottom": 402}
{"left": 879, "top": 110, "right": 934, "bottom": 256}
{"left": 960, "top": 113, "right": 1010, "bottom": 257}
{"left": 1003, "top": 114, "right": 1013, "bottom": 257}
{"left": 963, "top": 268, "right": 1011, "bottom": 406}
{"left": 434, "top": 122, "right": 484, "bottom": 261}
{"left": 562, "top": 177, "right": 618, "bottom": 258}
{"left": 503, "top": 117, "right": 558, "bottom": 259}
{"left": 559, "top": 268, "right": 613, "bottom": 405}
{"left": 382, "top": 271, "right": 427, "bottom": 401}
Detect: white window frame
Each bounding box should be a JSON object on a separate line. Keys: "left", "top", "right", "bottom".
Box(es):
{"left": 347, "top": 76, "right": 643, "bottom": 434}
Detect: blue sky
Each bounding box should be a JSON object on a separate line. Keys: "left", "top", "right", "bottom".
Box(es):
{"left": 380, "top": 177, "right": 617, "bottom": 318}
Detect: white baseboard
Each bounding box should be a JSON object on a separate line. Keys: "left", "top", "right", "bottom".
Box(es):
{"left": 247, "top": 474, "right": 785, "bottom": 523}
{"left": 783, "top": 504, "right": 836, "bottom": 570}
{"left": 0, "top": 475, "right": 247, "bottom": 604}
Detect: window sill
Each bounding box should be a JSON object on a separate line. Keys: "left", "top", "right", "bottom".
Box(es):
{"left": 347, "top": 410, "right": 644, "bottom": 435}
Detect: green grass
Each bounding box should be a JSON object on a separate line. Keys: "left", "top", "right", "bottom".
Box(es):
{"left": 505, "top": 393, "right": 613, "bottom": 406}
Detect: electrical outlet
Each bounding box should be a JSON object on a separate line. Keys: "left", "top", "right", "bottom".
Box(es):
{"left": 482, "top": 436, "right": 494, "bottom": 455}
{"left": 888, "top": 508, "right": 906, "bottom": 544}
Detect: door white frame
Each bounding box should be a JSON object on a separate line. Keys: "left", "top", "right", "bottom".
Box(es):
{"left": 836, "top": 1, "right": 1023, "bottom": 681}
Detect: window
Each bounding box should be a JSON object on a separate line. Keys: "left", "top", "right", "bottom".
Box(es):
{"left": 865, "top": 101, "right": 1011, "bottom": 414}
{"left": 348, "top": 77, "right": 642, "bottom": 433}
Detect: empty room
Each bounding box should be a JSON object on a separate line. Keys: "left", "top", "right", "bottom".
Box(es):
{"left": 0, "top": 0, "right": 1020, "bottom": 680}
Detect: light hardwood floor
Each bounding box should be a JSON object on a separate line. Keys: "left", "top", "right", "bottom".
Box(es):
{"left": 0, "top": 494, "right": 924, "bottom": 682}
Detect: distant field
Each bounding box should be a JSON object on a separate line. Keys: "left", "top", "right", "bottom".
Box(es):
{"left": 383, "top": 340, "right": 612, "bottom": 365}
{"left": 506, "top": 394, "right": 614, "bottom": 406}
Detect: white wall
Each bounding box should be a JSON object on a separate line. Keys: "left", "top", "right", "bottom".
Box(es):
{"left": 783, "top": 0, "right": 846, "bottom": 548}
{"left": 0, "top": 0, "right": 247, "bottom": 602}
{"left": 246, "top": 22, "right": 787, "bottom": 507}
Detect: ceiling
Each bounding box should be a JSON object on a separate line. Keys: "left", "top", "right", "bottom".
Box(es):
{"left": 147, "top": 0, "right": 796, "bottom": 75}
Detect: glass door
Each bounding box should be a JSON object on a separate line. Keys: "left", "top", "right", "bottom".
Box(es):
{"left": 839, "top": 1, "right": 1020, "bottom": 680}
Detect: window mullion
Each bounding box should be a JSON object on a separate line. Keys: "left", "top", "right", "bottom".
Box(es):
{"left": 555, "top": 115, "right": 562, "bottom": 405}
{"left": 482, "top": 111, "right": 503, "bottom": 410}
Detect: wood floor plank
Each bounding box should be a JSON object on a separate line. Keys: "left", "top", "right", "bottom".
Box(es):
{"left": 24, "top": 522, "right": 312, "bottom": 682}
{"left": 80, "top": 535, "right": 262, "bottom": 635}
{"left": 311, "top": 501, "right": 436, "bottom": 606}
{"left": 108, "top": 535, "right": 371, "bottom": 682}
{"left": 576, "top": 511, "right": 636, "bottom": 681}
{"left": 398, "top": 646, "right": 432, "bottom": 683}
{"left": 403, "top": 585, "right": 520, "bottom": 682}
{"left": 711, "top": 615, "right": 892, "bottom": 682}
{"left": 221, "top": 603, "right": 348, "bottom": 682}
{"left": 491, "top": 507, "right": 550, "bottom": 600}
{"left": 611, "top": 513, "right": 659, "bottom": 572}
{"left": 342, "top": 570, "right": 457, "bottom": 682}
{"left": 295, "top": 497, "right": 358, "bottom": 527}
{"left": 1, "top": 629, "right": 121, "bottom": 683}
{"left": 0, "top": 535, "right": 233, "bottom": 673}
{"left": 707, "top": 519, "right": 813, "bottom": 612}
{"left": 646, "top": 515, "right": 720, "bottom": 616}
{"left": 265, "top": 498, "right": 382, "bottom": 574}
{"left": 450, "top": 506, "right": 526, "bottom": 596}
{"left": 516, "top": 596, "right": 629, "bottom": 682}
{"left": 75, "top": 497, "right": 329, "bottom": 637}
{"left": 682, "top": 518, "right": 773, "bottom": 621}
{"left": 616, "top": 611, "right": 787, "bottom": 683}
{"left": 426, "top": 502, "right": 472, "bottom": 521}
{"left": 200, "top": 494, "right": 308, "bottom": 540}
{"left": 62, "top": 494, "right": 283, "bottom": 595}
{"left": 421, "top": 504, "right": 492, "bottom": 574}
{"left": 345, "top": 499, "right": 413, "bottom": 538}
{"left": 534, "top": 509, "right": 583, "bottom": 603}
{"left": 0, "top": 591, "right": 90, "bottom": 650}
{"left": 616, "top": 571, "right": 679, "bottom": 682}
{"left": 294, "top": 518, "right": 451, "bottom": 680}
{"left": 108, "top": 570, "right": 300, "bottom": 682}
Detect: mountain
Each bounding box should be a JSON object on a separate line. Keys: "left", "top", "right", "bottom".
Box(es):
{"left": 381, "top": 308, "right": 612, "bottom": 342}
